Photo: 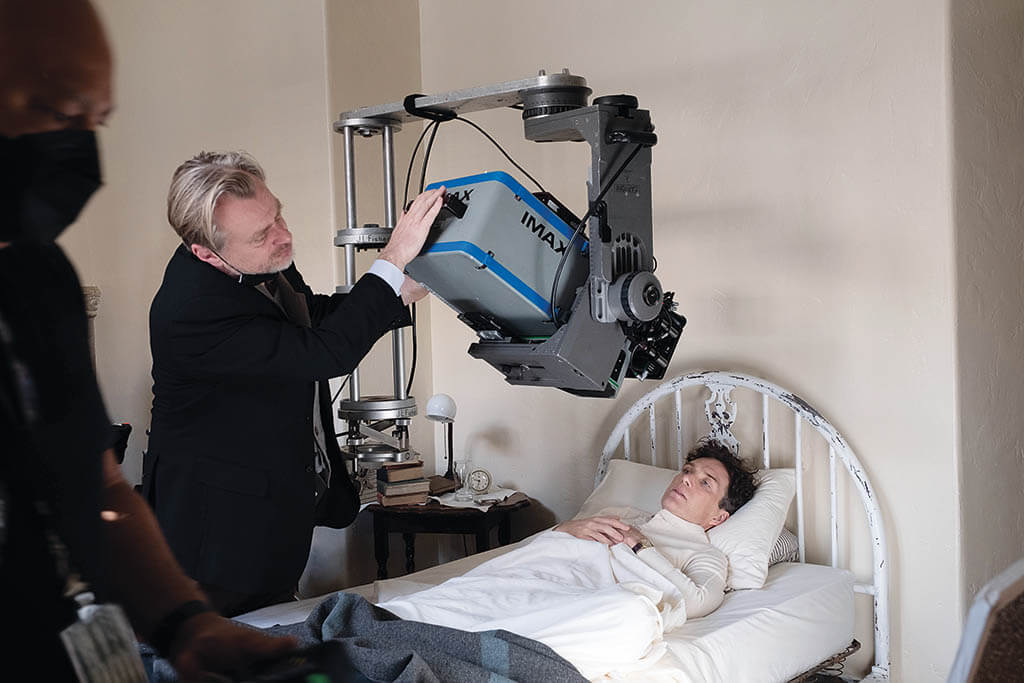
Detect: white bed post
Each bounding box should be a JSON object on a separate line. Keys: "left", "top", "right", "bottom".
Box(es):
{"left": 829, "top": 446, "right": 838, "bottom": 568}
{"left": 761, "top": 394, "right": 771, "bottom": 468}
{"left": 795, "top": 414, "right": 806, "bottom": 564}
{"left": 649, "top": 407, "right": 657, "bottom": 465}
{"left": 674, "top": 390, "right": 684, "bottom": 470}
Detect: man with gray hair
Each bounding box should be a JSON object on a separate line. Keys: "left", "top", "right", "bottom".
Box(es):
{"left": 145, "top": 150, "right": 444, "bottom": 616}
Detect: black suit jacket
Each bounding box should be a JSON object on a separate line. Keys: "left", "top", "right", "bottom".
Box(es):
{"left": 144, "top": 245, "right": 407, "bottom": 595}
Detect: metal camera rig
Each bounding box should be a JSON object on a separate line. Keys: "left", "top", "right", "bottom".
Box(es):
{"left": 332, "top": 70, "right": 685, "bottom": 464}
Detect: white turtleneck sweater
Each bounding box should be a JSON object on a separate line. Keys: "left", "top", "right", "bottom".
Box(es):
{"left": 596, "top": 506, "right": 728, "bottom": 618}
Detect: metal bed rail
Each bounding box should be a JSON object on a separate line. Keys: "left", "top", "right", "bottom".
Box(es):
{"left": 597, "top": 370, "right": 890, "bottom": 682}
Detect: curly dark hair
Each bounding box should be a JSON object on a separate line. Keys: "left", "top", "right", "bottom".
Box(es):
{"left": 686, "top": 441, "right": 758, "bottom": 515}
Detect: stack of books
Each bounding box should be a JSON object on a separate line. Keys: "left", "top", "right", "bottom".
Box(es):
{"left": 376, "top": 459, "right": 429, "bottom": 506}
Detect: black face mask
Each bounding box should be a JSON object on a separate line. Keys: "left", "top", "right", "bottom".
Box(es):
{"left": 0, "top": 129, "right": 103, "bottom": 243}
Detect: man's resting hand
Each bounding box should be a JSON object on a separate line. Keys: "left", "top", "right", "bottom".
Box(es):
{"left": 554, "top": 516, "right": 631, "bottom": 545}
{"left": 170, "top": 611, "right": 297, "bottom": 681}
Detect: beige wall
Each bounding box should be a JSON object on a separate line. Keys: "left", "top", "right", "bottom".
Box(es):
{"left": 416, "top": 1, "right": 959, "bottom": 679}
{"left": 66, "top": 0, "right": 337, "bottom": 487}
{"left": 951, "top": 0, "right": 1024, "bottom": 611}
{"left": 66, "top": 0, "right": 426, "bottom": 596}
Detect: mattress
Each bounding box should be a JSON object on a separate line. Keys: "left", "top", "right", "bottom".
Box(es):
{"left": 654, "top": 561, "right": 855, "bottom": 682}
{"left": 235, "top": 548, "right": 851, "bottom": 683}
{"left": 237, "top": 541, "right": 855, "bottom": 683}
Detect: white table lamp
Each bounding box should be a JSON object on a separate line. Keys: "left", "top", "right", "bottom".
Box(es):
{"left": 425, "top": 393, "right": 457, "bottom": 479}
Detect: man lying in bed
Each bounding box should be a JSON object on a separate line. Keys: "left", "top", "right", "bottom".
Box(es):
{"left": 554, "top": 440, "right": 757, "bottom": 618}
{"left": 364, "top": 442, "right": 759, "bottom": 679}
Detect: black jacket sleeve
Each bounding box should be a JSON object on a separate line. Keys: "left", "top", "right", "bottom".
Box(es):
{"left": 164, "top": 272, "right": 406, "bottom": 383}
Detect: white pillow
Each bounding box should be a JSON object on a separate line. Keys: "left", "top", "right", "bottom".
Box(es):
{"left": 575, "top": 459, "right": 796, "bottom": 590}
{"left": 576, "top": 460, "right": 671, "bottom": 519}
{"left": 708, "top": 468, "right": 796, "bottom": 589}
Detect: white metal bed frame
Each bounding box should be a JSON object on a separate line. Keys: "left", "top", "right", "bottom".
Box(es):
{"left": 597, "top": 370, "right": 890, "bottom": 682}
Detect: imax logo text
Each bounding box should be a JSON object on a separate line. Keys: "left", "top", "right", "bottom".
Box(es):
{"left": 520, "top": 211, "right": 566, "bottom": 255}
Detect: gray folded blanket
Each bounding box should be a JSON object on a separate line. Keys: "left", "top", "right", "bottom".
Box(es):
{"left": 142, "top": 592, "right": 587, "bottom": 682}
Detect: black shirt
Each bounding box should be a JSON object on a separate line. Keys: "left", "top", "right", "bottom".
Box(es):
{"left": 0, "top": 242, "right": 113, "bottom": 677}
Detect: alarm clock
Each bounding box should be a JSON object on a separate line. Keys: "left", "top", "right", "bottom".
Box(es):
{"left": 466, "top": 468, "right": 492, "bottom": 494}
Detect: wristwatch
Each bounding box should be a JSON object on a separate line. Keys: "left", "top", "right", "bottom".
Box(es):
{"left": 631, "top": 537, "right": 653, "bottom": 553}
{"left": 150, "top": 600, "right": 214, "bottom": 656}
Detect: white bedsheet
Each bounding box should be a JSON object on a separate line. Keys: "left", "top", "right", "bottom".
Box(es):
{"left": 377, "top": 529, "right": 690, "bottom": 679}
{"left": 237, "top": 543, "right": 855, "bottom": 683}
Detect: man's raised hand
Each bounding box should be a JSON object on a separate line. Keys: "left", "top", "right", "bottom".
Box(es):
{"left": 380, "top": 186, "right": 445, "bottom": 270}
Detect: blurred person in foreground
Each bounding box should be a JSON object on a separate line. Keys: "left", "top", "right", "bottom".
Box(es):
{"left": 0, "top": 0, "right": 297, "bottom": 678}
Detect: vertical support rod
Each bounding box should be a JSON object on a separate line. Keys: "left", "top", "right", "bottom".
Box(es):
{"left": 444, "top": 422, "right": 454, "bottom": 479}
{"left": 342, "top": 126, "right": 361, "bottom": 401}
{"left": 382, "top": 125, "right": 407, "bottom": 400}
{"left": 829, "top": 445, "right": 838, "bottom": 568}
{"left": 648, "top": 406, "right": 657, "bottom": 465}
{"left": 674, "top": 389, "right": 683, "bottom": 470}
{"left": 761, "top": 394, "right": 770, "bottom": 468}
{"left": 382, "top": 124, "right": 398, "bottom": 227}
{"left": 344, "top": 127, "right": 359, "bottom": 229}
{"left": 795, "top": 413, "right": 805, "bottom": 563}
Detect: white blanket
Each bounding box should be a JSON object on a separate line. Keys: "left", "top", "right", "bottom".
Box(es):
{"left": 377, "top": 529, "right": 690, "bottom": 680}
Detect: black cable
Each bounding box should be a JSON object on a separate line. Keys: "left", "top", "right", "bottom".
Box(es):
{"left": 547, "top": 143, "right": 645, "bottom": 323}
{"left": 405, "top": 113, "right": 546, "bottom": 199}
{"left": 405, "top": 302, "right": 418, "bottom": 396}
{"left": 328, "top": 376, "right": 351, "bottom": 445}
{"left": 454, "top": 115, "right": 547, "bottom": 194}
{"left": 419, "top": 122, "right": 441, "bottom": 193}
{"left": 395, "top": 110, "right": 551, "bottom": 396}
{"left": 403, "top": 120, "right": 439, "bottom": 208}
{"left": 331, "top": 375, "right": 349, "bottom": 404}
{"left": 395, "top": 119, "right": 441, "bottom": 397}
{"left": 403, "top": 120, "right": 441, "bottom": 395}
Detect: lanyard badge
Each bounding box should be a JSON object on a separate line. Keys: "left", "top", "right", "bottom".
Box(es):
{"left": 59, "top": 592, "right": 147, "bottom": 683}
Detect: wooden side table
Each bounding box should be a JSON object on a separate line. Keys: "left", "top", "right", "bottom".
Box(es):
{"left": 366, "top": 492, "right": 531, "bottom": 579}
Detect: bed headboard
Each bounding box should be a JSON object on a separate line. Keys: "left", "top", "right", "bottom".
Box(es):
{"left": 597, "top": 370, "right": 890, "bottom": 682}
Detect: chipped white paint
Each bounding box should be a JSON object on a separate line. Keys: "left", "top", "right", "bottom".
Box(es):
{"left": 703, "top": 383, "right": 740, "bottom": 454}
{"left": 598, "top": 370, "right": 890, "bottom": 682}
